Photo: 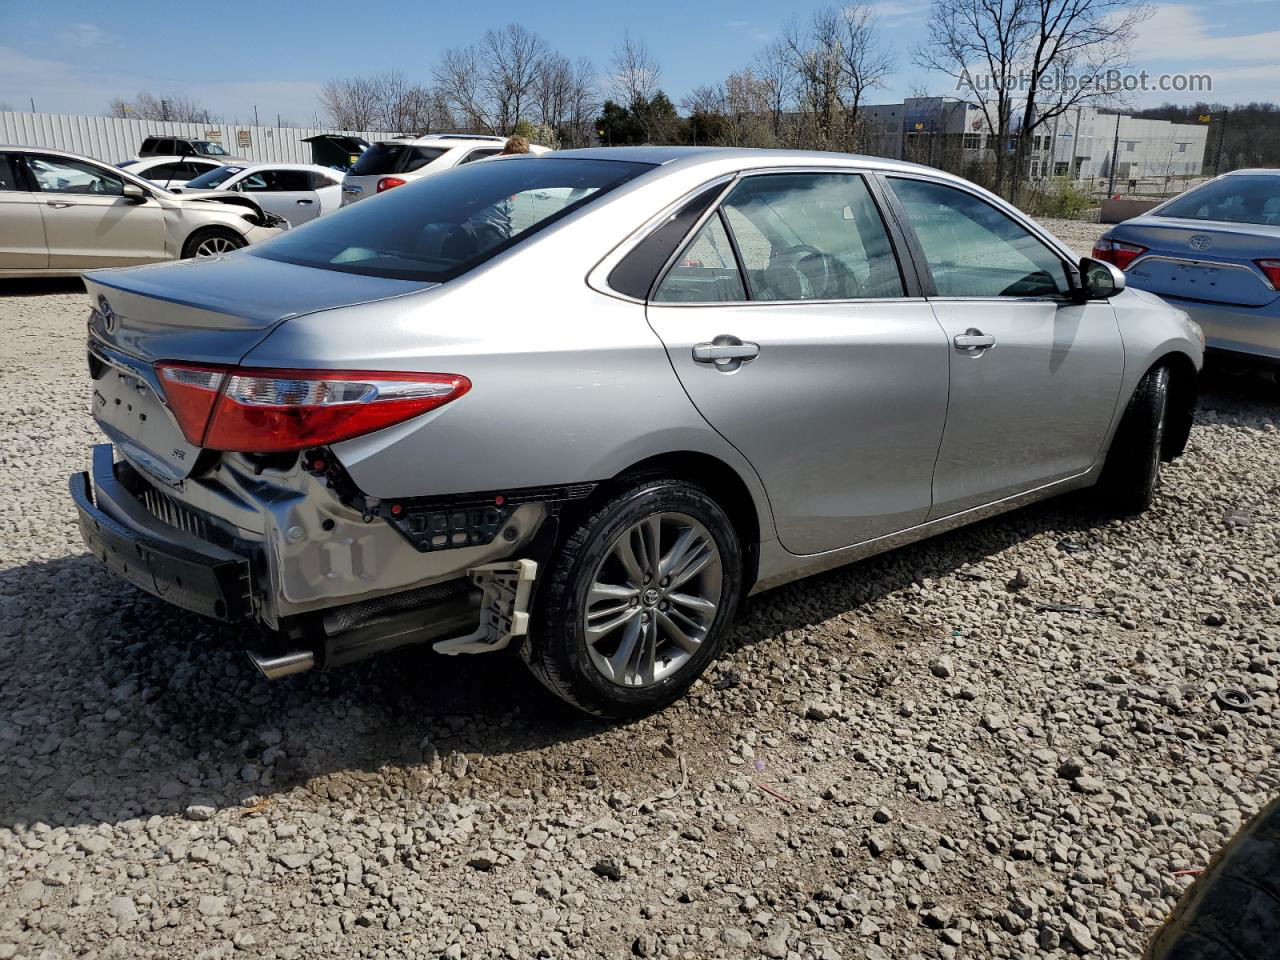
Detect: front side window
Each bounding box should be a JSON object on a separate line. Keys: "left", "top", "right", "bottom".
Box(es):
{"left": 1156, "top": 175, "right": 1280, "bottom": 226}
{"left": 721, "top": 173, "right": 904, "bottom": 301}
{"left": 26, "top": 155, "right": 124, "bottom": 196}
{"left": 240, "top": 170, "right": 311, "bottom": 192}
{"left": 888, "top": 177, "right": 1070, "bottom": 298}
{"left": 654, "top": 214, "right": 746, "bottom": 303}
{"left": 193, "top": 141, "right": 229, "bottom": 156}
{"left": 253, "top": 157, "right": 653, "bottom": 282}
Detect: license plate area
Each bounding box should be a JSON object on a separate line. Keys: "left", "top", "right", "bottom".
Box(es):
{"left": 92, "top": 363, "right": 202, "bottom": 482}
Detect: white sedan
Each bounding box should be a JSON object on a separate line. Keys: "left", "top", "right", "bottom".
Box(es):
{"left": 117, "top": 155, "right": 227, "bottom": 190}
{"left": 177, "top": 162, "right": 343, "bottom": 224}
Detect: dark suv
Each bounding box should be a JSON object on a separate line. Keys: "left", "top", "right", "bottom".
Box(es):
{"left": 138, "top": 136, "right": 245, "bottom": 162}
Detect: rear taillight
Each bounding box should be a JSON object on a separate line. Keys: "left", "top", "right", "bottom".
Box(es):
{"left": 376, "top": 177, "right": 406, "bottom": 193}
{"left": 1092, "top": 237, "right": 1147, "bottom": 271}
{"left": 1254, "top": 259, "right": 1280, "bottom": 289}
{"left": 157, "top": 364, "right": 470, "bottom": 453}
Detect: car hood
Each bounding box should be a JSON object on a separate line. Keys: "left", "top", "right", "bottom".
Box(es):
{"left": 158, "top": 190, "right": 288, "bottom": 227}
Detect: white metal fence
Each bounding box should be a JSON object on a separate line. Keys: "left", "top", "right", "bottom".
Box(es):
{"left": 0, "top": 111, "right": 395, "bottom": 166}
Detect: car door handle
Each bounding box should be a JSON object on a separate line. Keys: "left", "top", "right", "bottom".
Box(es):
{"left": 296, "top": 199, "right": 314, "bottom": 204}
{"left": 693, "top": 341, "right": 760, "bottom": 363}
{"left": 953, "top": 330, "right": 996, "bottom": 352}
{"left": 45, "top": 200, "right": 75, "bottom": 208}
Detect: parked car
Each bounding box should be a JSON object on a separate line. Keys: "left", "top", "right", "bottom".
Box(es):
{"left": 1095, "top": 169, "right": 1280, "bottom": 365}
{"left": 138, "top": 136, "right": 245, "bottom": 162}
{"left": 0, "top": 146, "right": 286, "bottom": 277}
{"left": 340, "top": 134, "right": 550, "bottom": 205}
{"left": 117, "top": 155, "right": 227, "bottom": 190}
{"left": 175, "top": 163, "right": 343, "bottom": 225}
{"left": 71, "top": 148, "right": 1202, "bottom": 718}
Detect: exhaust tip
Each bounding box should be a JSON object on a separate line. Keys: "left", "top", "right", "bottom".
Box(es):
{"left": 248, "top": 649, "right": 315, "bottom": 680}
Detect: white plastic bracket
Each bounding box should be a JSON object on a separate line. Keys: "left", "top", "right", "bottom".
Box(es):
{"left": 432, "top": 558, "right": 538, "bottom": 656}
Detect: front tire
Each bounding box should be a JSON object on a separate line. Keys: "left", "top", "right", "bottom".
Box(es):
{"left": 1098, "top": 365, "right": 1170, "bottom": 514}
{"left": 523, "top": 478, "right": 742, "bottom": 719}
{"left": 182, "top": 227, "right": 247, "bottom": 259}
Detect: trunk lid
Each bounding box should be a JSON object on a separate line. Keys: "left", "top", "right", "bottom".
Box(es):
{"left": 84, "top": 254, "right": 432, "bottom": 482}
{"left": 1117, "top": 217, "right": 1280, "bottom": 307}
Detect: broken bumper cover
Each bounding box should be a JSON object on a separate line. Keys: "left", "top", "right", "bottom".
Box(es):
{"left": 70, "top": 444, "right": 253, "bottom": 621}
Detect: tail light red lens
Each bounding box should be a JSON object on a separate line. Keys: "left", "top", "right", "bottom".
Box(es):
{"left": 1092, "top": 237, "right": 1147, "bottom": 271}
{"left": 156, "top": 364, "right": 470, "bottom": 453}
{"left": 1254, "top": 259, "right": 1280, "bottom": 289}
{"left": 376, "top": 177, "right": 407, "bottom": 193}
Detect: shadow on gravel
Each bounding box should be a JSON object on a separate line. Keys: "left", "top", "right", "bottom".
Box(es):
{"left": 0, "top": 369, "right": 1272, "bottom": 832}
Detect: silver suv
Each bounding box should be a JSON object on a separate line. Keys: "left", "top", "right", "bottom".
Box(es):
{"left": 72, "top": 148, "right": 1203, "bottom": 717}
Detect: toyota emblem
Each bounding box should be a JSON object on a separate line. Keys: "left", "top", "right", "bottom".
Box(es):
{"left": 98, "top": 295, "right": 117, "bottom": 333}
{"left": 1188, "top": 235, "right": 1212, "bottom": 251}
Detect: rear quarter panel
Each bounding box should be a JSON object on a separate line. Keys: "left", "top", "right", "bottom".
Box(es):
{"left": 239, "top": 181, "right": 777, "bottom": 542}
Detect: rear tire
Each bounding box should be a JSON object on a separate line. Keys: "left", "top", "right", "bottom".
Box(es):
{"left": 183, "top": 227, "right": 246, "bottom": 259}
{"left": 522, "top": 477, "right": 742, "bottom": 719}
{"left": 1098, "top": 365, "right": 1170, "bottom": 514}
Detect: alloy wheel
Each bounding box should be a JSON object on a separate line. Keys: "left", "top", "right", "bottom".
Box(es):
{"left": 583, "top": 512, "right": 723, "bottom": 687}
{"left": 195, "top": 235, "right": 239, "bottom": 257}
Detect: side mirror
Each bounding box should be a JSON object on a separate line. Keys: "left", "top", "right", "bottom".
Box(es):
{"left": 121, "top": 183, "right": 148, "bottom": 203}
{"left": 1074, "top": 256, "right": 1125, "bottom": 301}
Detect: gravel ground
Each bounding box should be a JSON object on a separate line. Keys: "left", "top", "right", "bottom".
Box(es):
{"left": 2, "top": 225, "right": 1279, "bottom": 960}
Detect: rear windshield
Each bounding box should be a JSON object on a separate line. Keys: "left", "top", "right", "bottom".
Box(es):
{"left": 186, "top": 165, "right": 243, "bottom": 189}
{"left": 1156, "top": 175, "right": 1280, "bottom": 225}
{"left": 252, "top": 157, "right": 653, "bottom": 282}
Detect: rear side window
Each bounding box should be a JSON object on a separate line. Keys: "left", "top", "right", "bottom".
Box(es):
{"left": 721, "top": 173, "right": 904, "bottom": 301}
{"left": 140, "top": 138, "right": 159, "bottom": 153}
{"left": 0, "top": 155, "right": 23, "bottom": 191}
{"left": 888, "top": 177, "right": 1069, "bottom": 298}
{"left": 403, "top": 146, "right": 448, "bottom": 172}
{"left": 654, "top": 214, "right": 746, "bottom": 303}
{"left": 608, "top": 185, "right": 725, "bottom": 299}
{"left": 253, "top": 157, "right": 653, "bottom": 282}
{"left": 310, "top": 171, "right": 340, "bottom": 189}
{"left": 459, "top": 148, "right": 502, "bottom": 165}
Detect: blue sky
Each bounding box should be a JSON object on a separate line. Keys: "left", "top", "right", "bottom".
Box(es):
{"left": 1, "top": 0, "right": 1276, "bottom": 125}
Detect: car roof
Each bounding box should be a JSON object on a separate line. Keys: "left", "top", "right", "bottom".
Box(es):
{"left": 215, "top": 162, "right": 335, "bottom": 173}
{"left": 547, "top": 145, "right": 948, "bottom": 177}
{"left": 376, "top": 134, "right": 509, "bottom": 147}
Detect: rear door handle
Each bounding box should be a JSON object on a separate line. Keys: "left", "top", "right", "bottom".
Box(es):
{"left": 693, "top": 342, "right": 760, "bottom": 362}
{"left": 296, "top": 198, "right": 314, "bottom": 205}
{"left": 45, "top": 200, "right": 75, "bottom": 208}
{"left": 953, "top": 329, "right": 996, "bottom": 352}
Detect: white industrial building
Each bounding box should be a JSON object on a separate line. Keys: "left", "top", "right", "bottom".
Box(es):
{"left": 858, "top": 97, "right": 1208, "bottom": 182}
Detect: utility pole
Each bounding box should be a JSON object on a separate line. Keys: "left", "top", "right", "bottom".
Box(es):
{"left": 29, "top": 97, "right": 35, "bottom": 112}
{"left": 1107, "top": 110, "right": 1121, "bottom": 196}
{"left": 254, "top": 104, "right": 259, "bottom": 127}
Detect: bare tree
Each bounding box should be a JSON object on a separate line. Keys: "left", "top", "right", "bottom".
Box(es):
{"left": 481, "top": 24, "right": 549, "bottom": 133}
{"left": 318, "top": 76, "right": 382, "bottom": 130}
{"left": 754, "top": 41, "right": 793, "bottom": 140}
{"left": 109, "top": 92, "right": 213, "bottom": 123}
{"left": 535, "top": 54, "right": 599, "bottom": 147}
{"left": 611, "top": 32, "right": 661, "bottom": 108}
{"left": 782, "top": 6, "right": 893, "bottom": 149}
{"left": 916, "top": 0, "right": 1146, "bottom": 196}
{"left": 434, "top": 24, "right": 552, "bottom": 134}
{"left": 1008, "top": 0, "right": 1149, "bottom": 199}
{"left": 914, "top": 0, "right": 1024, "bottom": 191}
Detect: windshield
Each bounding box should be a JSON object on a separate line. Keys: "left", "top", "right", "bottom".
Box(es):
{"left": 185, "top": 165, "right": 243, "bottom": 189}
{"left": 1156, "top": 175, "right": 1280, "bottom": 226}
{"left": 192, "top": 141, "right": 230, "bottom": 156}
{"left": 253, "top": 157, "right": 653, "bottom": 281}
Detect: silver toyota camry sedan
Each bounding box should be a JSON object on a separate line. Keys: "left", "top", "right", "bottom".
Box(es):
{"left": 71, "top": 147, "right": 1204, "bottom": 718}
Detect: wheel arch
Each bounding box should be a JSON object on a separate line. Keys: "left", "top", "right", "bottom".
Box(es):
{"left": 598, "top": 450, "right": 766, "bottom": 593}
{"left": 1152, "top": 350, "right": 1198, "bottom": 460}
